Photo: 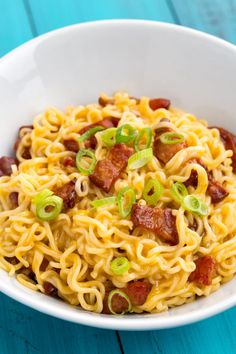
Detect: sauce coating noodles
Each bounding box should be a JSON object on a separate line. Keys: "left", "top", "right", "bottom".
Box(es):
{"left": 0, "top": 92, "right": 235, "bottom": 314}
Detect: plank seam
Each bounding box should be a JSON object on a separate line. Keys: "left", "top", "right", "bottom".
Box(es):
{"left": 165, "top": 0, "right": 182, "bottom": 25}
{"left": 116, "top": 331, "right": 125, "bottom": 354}
{"left": 23, "top": 0, "right": 38, "bottom": 37}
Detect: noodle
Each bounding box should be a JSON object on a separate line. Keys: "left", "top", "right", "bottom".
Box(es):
{"left": 0, "top": 91, "right": 236, "bottom": 314}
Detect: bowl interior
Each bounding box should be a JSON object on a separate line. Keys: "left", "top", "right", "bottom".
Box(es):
{"left": 0, "top": 20, "right": 236, "bottom": 330}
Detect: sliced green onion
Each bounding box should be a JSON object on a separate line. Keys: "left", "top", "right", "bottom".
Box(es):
{"left": 182, "top": 195, "right": 208, "bottom": 216}
{"left": 134, "top": 128, "right": 152, "bottom": 152}
{"left": 116, "top": 124, "right": 137, "bottom": 144}
{"left": 108, "top": 289, "right": 132, "bottom": 315}
{"left": 76, "top": 149, "right": 96, "bottom": 175}
{"left": 36, "top": 195, "right": 63, "bottom": 221}
{"left": 117, "top": 186, "right": 136, "bottom": 218}
{"left": 33, "top": 189, "right": 53, "bottom": 204}
{"left": 77, "top": 125, "right": 104, "bottom": 142}
{"left": 90, "top": 196, "right": 116, "bottom": 208}
{"left": 101, "top": 128, "right": 117, "bottom": 147}
{"left": 111, "top": 257, "right": 130, "bottom": 275}
{"left": 171, "top": 182, "right": 188, "bottom": 203}
{"left": 160, "top": 132, "right": 185, "bottom": 145}
{"left": 128, "top": 148, "right": 153, "bottom": 170}
{"left": 143, "top": 179, "right": 163, "bottom": 206}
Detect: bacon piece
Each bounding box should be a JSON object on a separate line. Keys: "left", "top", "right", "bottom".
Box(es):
{"left": 211, "top": 126, "right": 236, "bottom": 172}
{"left": 13, "top": 125, "right": 33, "bottom": 152}
{"left": 63, "top": 156, "right": 76, "bottom": 167}
{"left": 98, "top": 96, "right": 115, "bottom": 107}
{"left": 22, "top": 147, "right": 31, "bottom": 159}
{"left": 102, "top": 281, "right": 151, "bottom": 314}
{"left": 89, "top": 144, "right": 133, "bottom": 193}
{"left": 131, "top": 204, "right": 178, "bottom": 245}
{"left": 43, "top": 281, "right": 58, "bottom": 297}
{"left": 63, "top": 139, "right": 79, "bottom": 153}
{"left": 185, "top": 158, "right": 228, "bottom": 203}
{"left": 184, "top": 158, "right": 210, "bottom": 187}
{"left": 9, "top": 192, "right": 18, "bottom": 208}
{"left": 124, "top": 281, "right": 152, "bottom": 306}
{"left": 0, "top": 156, "right": 17, "bottom": 176}
{"left": 54, "top": 179, "right": 77, "bottom": 210}
{"left": 153, "top": 127, "right": 187, "bottom": 164}
{"left": 189, "top": 256, "right": 217, "bottom": 286}
{"left": 149, "top": 98, "right": 171, "bottom": 111}
{"left": 79, "top": 118, "right": 119, "bottom": 149}
{"left": 207, "top": 180, "right": 229, "bottom": 203}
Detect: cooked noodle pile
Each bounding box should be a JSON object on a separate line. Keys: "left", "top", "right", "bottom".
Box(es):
{"left": 0, "top": 91, "right": 236, "bottom": 314}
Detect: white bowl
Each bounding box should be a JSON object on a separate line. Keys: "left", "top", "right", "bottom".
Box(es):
{"left": 1, "top": 20, "right": 236, "bottom": 330}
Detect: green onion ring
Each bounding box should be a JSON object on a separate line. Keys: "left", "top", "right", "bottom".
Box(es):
{"left": 143, "top": 179, "right": 163, "bottom": 206}
{"left": 36, "top": 195, "right": 63, "bottom": 221}
{"left": 108, "top": 289, "right": 132, "bottom": 315}
{"left": 128, "top": 148, "right": 153, "bottom": 170}
{"left": 116, "top": 124, "right": 137, "bottom": 144}
{"left": 171, "top": 182, "right": 188, "bottom": 204}
{"left": 110, "top": 257, "right": 130, "bottom": 275}
{"left": 101, "top": 128, "right": 117, "bottom": 147}
{"left": 117, "top": 186, "right": 136, "bottom": 218}
{"left": 160, "top": 132, "right": 185, "bottom": 145}
{"left": 134, "top": 127, "right": 152, "bottom": 152}
{"left": 182, "top": 195, "right": 208, "bottom": 216}
{"left": 77, "top": 125, "right": 104, "bottom": 142}
{"left": 90, "top": 196, "right": 117, "bottom": 208}
{"left": 76, "top": 149, "right": 97, "bottom": 175}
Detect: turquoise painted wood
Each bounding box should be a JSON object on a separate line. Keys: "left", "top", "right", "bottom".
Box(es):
{"left": 0, "top": 0, "right": 33, "bottom": 56}
{"left": 1, "top": 1, "right": 236, "bottom": 354}
{"left": 172, "top": 0, "right": 236, "bottom": 44}
{"left": 27, "top": 0, "right": 174, "bottom": 35}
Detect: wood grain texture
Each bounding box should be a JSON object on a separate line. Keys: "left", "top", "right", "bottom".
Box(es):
{"left": 0, "top": 0, "right": 33, "bottom": 56}
{"left": 120, "top": 307, "right": 236, "bottom": 354}
{"left": 0, "top": 292, "right": 121, "bottom": 354}
{"left": 170, "top": 0, "right": 236, "bottom": 44}
{"left": 26, "top": 0, "right": 174, "bottom": 34}
{"left": 1, "top": 1, "right": 236, "bottom": 354}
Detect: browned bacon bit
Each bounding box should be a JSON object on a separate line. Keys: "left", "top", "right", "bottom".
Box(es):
{"left": 102, "top": 290, "right": 129, "bottom": 315}
{"left": 185, "top": 158, "right": 228, "bottom": 203}
{"left": 43, "top": 281, "right": 58, "bottom": 297}
{"left": 124, "top": 281, "right": 152, "bottom": 306}
{"left": 13, "top": 125, "right": 33, "bottom": 152}
{"left": 184, "top": 158, "right": 210, "bottom": 187}
{"left": 149, "top": 98, "right": 171, "bottom": 111}
{"left": 63, "top": 156, "right": 76, "bottom": 167}
{"left": 0, "top": 156, "right": 17, "bottom": 176}
{"left": 131, "top": 204, "right": 178, "bottom": 245}
{"left": 153, "top": 128, "right": 187, "bottom": 164}
{"left": 63, "top": 139, "right": 79, "bottom": 153}
{"left": 54, "top": 179, "right": 77, "bottom": 210}
{"left": 21, "top": 147, "right": 31, "bottom": 160}
{"left": 207, "top": 180, "right": 229, "bottom": 204}
{"left": 5, "top": 256, "right": 18, "bottom": 265}
{"left": 189, "top": 256, "right": 217, "bottom": 286}
{"left": 98, "top": 96, "right": 115, "bottom": 107}
{"left": 189, "top": 218, "right": 198, "bottom": 232}
{"left": 211, "top": 126, "right": 236, "bottom": 172}
{"left": 40, "top": 258, "right": 49, "bottom": 271}
{"left": 79, "top": 118, "right": 119, "bottom": 149}
{"left": 16, "top": 266, "right": 35, "bottom": 281}
{"left": 9, "top": 192, "right": 19, "bottom": 208}
{"left": 89, "top": 144, "right": 133, "bottom": 193}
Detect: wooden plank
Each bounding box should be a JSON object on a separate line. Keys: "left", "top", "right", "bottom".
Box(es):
{"left": 0, "top": 292, "right": 122, "bottom": 354}
{"left": 119, "top": 307, "right": 236, "bottom": 354}
{"left": 0, "top": 0, "right": 33, "bottom": 56}
{"left": 27, "top": 0, "right": 174, "bottom": 34}
{"left": 170, "top": 0, "right": 236, "bottom": 44}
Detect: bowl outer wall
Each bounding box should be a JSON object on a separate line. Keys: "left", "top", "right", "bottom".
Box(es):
{"left": 0, "top": 20, "right": 236, "bottom": 330}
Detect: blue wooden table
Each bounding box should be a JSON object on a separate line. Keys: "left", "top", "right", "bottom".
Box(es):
{"left": 1, "top": 1, "right": 236, "bottom": 353}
